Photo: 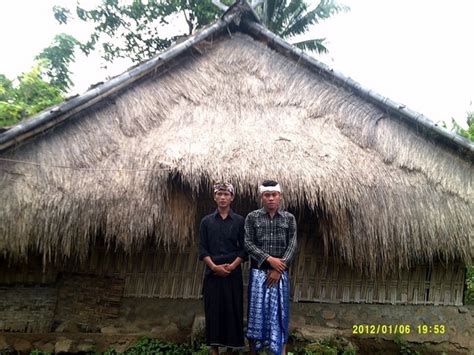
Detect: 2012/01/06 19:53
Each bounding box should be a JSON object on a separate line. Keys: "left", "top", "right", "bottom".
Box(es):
{"left": 352, "top": 324, "right": 446, "bottom": 335}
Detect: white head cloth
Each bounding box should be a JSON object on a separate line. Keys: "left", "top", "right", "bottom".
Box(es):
{"left": 259, "top": 184, "right": 281, "bottom": 194}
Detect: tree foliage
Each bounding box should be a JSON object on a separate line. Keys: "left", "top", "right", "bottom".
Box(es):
{"left": 53, "top": 0, "right": 234, "bottom": 64}
{"left": 36, "top": 33, "right": 79, "bottom": 92}
{"left": 442, "top": 112, "right": 474, "bottom": 143}
{"left": 2, "top": 1, "right": 347, "bottom": 128}
{"left": 0, "top": 34, "right": 74, "bottom": 128}
{"left": 0, "top": 63, "right": 64, "bottom": 128}
{"left": 259, "top": 0, "right": 348, "bottom": 52}
{"left": 466, "top": 265, "right": 474, "bottom": 305}
{"left": 450, "top": 112, "right": 474, "bottom": 142}
{"left": 52, "top": 0, "right": 347, "bottom": 66}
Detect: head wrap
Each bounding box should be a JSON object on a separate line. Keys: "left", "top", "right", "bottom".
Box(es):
{"left": 259, "top": 183, "right": 281, "bottom": 194}
{"left": 213, "top": 182, "right": 235, "bottom": 195}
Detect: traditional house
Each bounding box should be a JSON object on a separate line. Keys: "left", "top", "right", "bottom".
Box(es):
{"left": 0, "top": 1, "right": 472, "bottom": 352}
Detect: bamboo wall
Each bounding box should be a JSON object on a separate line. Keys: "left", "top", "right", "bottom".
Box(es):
{"left": 290, "top": 254, "right": 465, "bottom": 305}
{"left": 67, "top": 234, "right": 464, "bottom": 306}
{"left": 59, "top": 246, "right": 204, "bottom": 298}
{"left": 0, "top": 225, "right": 465, "bottom": 306}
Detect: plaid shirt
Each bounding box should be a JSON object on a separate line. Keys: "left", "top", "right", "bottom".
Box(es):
{"left": 244, "top": 208, "right": 297, "bottom": 267}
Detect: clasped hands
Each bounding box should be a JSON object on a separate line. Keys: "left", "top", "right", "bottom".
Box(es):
{"left": 266, "top": 256, "right": 287, "bottom": 288}
{"left": 212, "top": 263, "right": 234, "bottom": 277}
{"left": 211, "top": 256, "right": 287, "bottom": 287}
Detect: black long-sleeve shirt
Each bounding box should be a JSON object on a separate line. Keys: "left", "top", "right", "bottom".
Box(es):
{"left": 199, "top": 209, "right": 246, "bottom": 274}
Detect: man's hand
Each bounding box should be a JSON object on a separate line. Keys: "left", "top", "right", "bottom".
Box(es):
{"left": 213, "top": 264, "right": 231, "bottom": 277}
{"left": 266, "top": 270, "right": 281, "bottom": 287}
{"left": 266, "top": 256, "right": 287, "bottom": 273}
{"left": 224, "top": 257, "right": 242, "bottom": 273}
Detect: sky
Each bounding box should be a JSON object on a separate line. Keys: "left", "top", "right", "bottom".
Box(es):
{"left": 0, "top": 0, "right": 473, "bottom": 127}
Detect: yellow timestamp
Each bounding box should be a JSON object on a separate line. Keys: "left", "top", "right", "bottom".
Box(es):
{"left": 352, "top": 324, "right": 447, "bottom": 335}
{"left": 416, "top": 324, "right": 446, "bottom": 334}
{"left": 352, "top": 324, "right": 411, "bottom": 335}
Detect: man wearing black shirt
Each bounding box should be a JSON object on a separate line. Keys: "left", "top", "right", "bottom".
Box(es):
{"left": 199, "top": 182, "right": 246, "bottom": 354}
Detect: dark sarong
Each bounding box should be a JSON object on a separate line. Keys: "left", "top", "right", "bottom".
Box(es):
{"left": 203, "top": 266, "right": 245, "bottom": 348}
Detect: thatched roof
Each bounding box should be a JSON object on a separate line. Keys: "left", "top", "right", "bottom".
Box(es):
{"left": 0, "top": 1, "right": 472, "bottom": 274}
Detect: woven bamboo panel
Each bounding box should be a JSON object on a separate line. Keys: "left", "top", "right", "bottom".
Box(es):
{"left": 71, "top": 234, "right": 465, "bottom": 306}
{"left": 426, "top": 263, "right": 465, "bottom": 306}
{"left": 70, "top": 246, "right": 206, "bottom": 299}
{"left": 290, "top": 229, "right": 465, "bottom": 306}
{"left": 1, "top": 224, "right": 465, "bottom": 306}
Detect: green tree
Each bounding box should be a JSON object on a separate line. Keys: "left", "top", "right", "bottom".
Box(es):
{"left": 37, "top": 33, "right": 80, "bottom": 92}
{"left": 258, "top": 0, "right": 349, "bottom": 52}
{"left": 466, "top": 265, "right": 474, "bottom": 305}
{"left": 450, "top": 112, "right": 474, "bottom": 142}
{"left": 52, "top": 0, "right": 347, "bottom": 66}
{"left": 0, "top": 74, "right": 25, "bottom": 127}
{"left": 0, "top": 74, "right": 14, "bottom": 101}
{"left": 52, "top": 0, "right": 234, "bottom": 64}
{"left": 0, "top": 62, "right": 64, "bottom": 128}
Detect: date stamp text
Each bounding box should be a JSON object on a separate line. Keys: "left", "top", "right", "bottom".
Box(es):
{"left": 352, "top": 324, "right": 446, "bottom": 335}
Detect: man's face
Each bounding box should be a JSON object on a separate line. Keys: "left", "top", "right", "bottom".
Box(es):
{"left": 214, "top": 190, "right": 234, "bottom": 208}
{"left": 261, "top": 191, "right": 281, "bottom": 210}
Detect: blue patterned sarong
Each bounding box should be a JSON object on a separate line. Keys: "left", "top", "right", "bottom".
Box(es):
{"left": 246, "top": 269, "right": 289, "bottom": 355}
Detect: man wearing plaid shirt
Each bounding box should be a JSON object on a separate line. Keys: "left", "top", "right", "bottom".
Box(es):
{"left": 245, "top": 180, "right": 297, "bottom": 355}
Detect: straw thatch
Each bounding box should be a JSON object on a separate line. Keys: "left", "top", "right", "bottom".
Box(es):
{"left": 0, "top": 24, "right": 472, "bottom": 274}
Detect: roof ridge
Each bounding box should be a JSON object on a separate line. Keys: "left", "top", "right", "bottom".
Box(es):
{"left": 240, "top": 18, "right": 474, "bottom": 161}
{"left": 1, "top": 0, "right": 472, "bottom": 162}
{"left": 0, "top": 1, "right": 247, "bottom": 152}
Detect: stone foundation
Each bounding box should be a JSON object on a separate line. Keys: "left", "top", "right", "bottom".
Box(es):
{"left": 291, "top": 303, "right": 473, "bottom": 354}
{"left": 0, "top": 285, "right": 56, "bottom": 332}
{"left": 54, "top": 274, "right": 124, "bottom": 328}
{"left": 1, "top": 294, "right": 472, "bottom": 354}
